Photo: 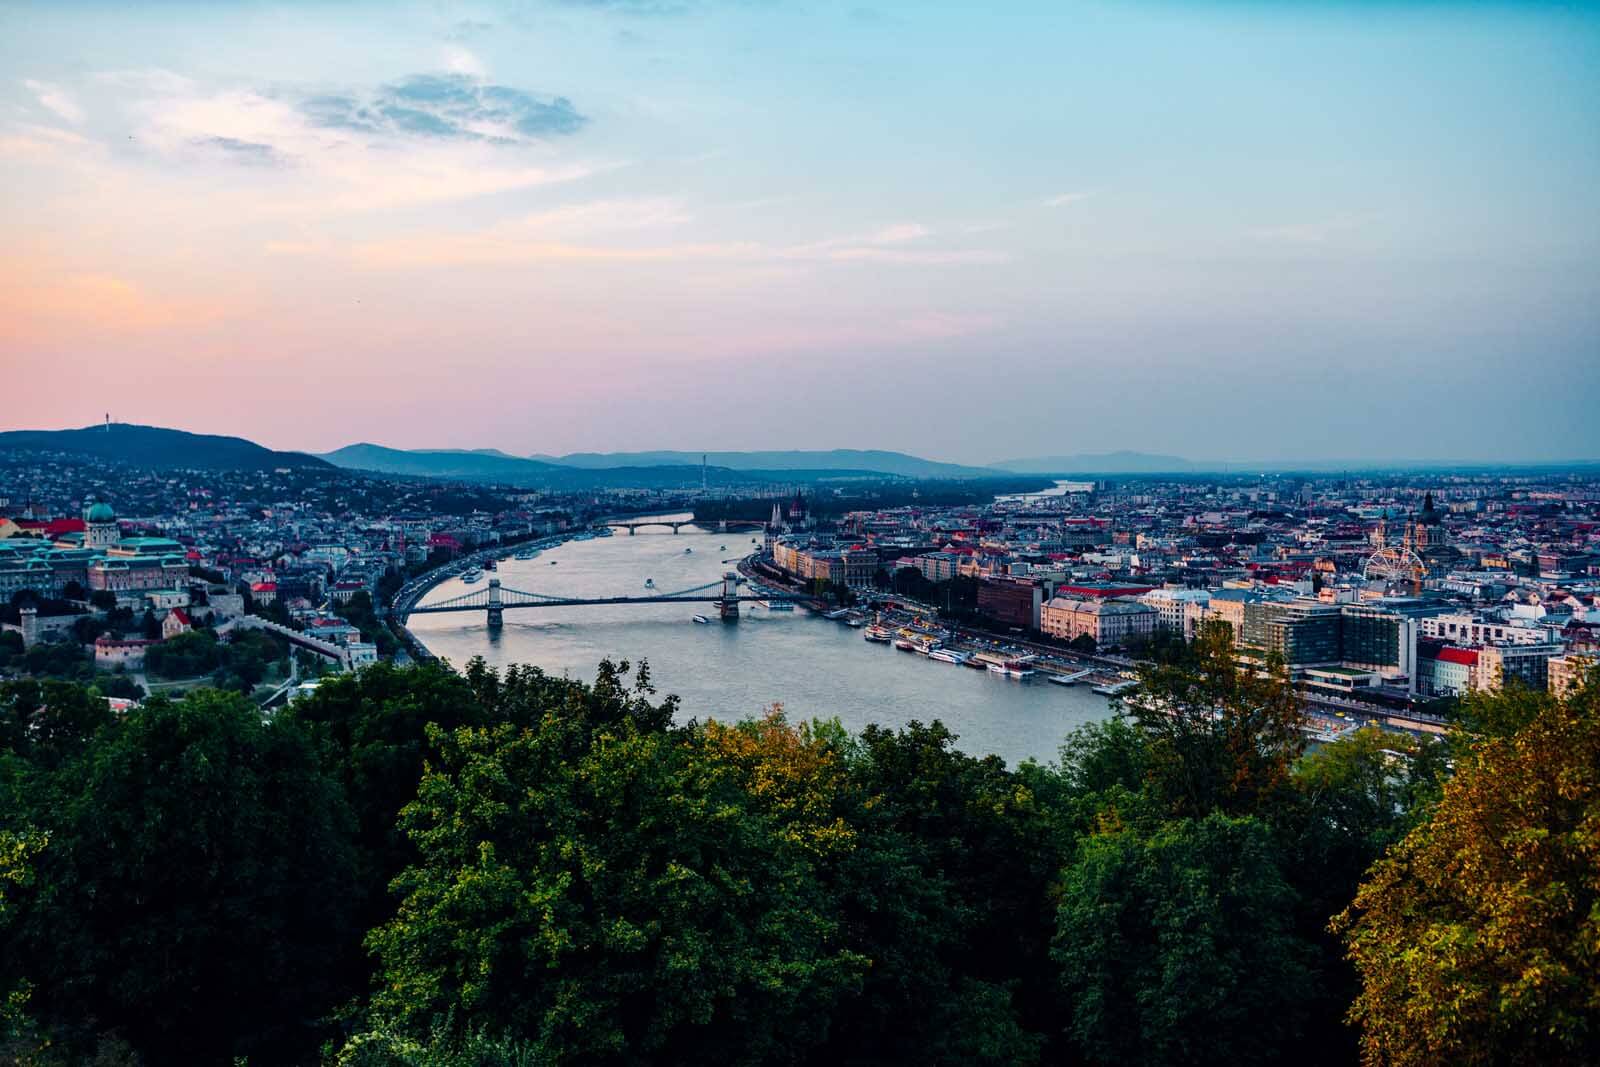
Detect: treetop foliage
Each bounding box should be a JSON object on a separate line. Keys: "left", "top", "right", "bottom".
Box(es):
{"left": 0, "top": 631, "right": 1593, "bottom": 1066}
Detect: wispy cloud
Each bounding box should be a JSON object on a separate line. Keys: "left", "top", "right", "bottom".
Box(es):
{"left": 777, "top": 222, "right": 1007, "bottom": 265}
{"left": 1043, "top": 191, "right": 1092, "bottom": 208}
{"left": 273, "top": 211, "right": 1007, "bottom": 269}
{"left": 300, "top": 73, "right": 586, "bottom": 143}
{"left": 190, "top": 135, "right": 287, "bottom": 166}
{"left": 0, "top": 122, "right": 93, "bottom": 162}
{"left": 23, "top": 79, "right": 85, "bottom": 124}
{"left": 66, "top": 70, "right": 610, "bottom": 213}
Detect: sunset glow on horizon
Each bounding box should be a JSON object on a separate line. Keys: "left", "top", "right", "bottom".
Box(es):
{"left": 4, "top": 0, "right": 1597, "bottom": 463}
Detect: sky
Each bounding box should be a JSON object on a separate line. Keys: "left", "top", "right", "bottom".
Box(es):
{"left": 2, "top": 0, "right": 1597, "bottom": 465}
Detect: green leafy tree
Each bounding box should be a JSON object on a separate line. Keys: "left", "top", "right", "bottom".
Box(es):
{"left": 0, "top": 630, "right": 22, "bottom": 673}
{"left": 3, "top": 689, "right": 358, "bottom": 1064}
{"left": 281, "top": 661, "right": 483, "bottom": 931}
{"left": 1056, "top": 712, "right": 1150, "bottom": 799}
{"left": 1334, "top": 682, "right": 1600, "bottom": 1066}
{"left": 143, "top": 628, "right": 222, "bottom": 678}
{"left": 362, "top": 667, "right": 865, "bottom": 1065}
{"left": 1054, "top": 813, "right": 1317, "bottom": 1066}
{"left": 0, "top": 828, "right": 47, "bottom": 1047}
{"left": 1274, "top": 726, "right": 1454, "bottom": 1063}
{"left": 1129, "top": 618, "right": 1304, "bottom": 817}
{"left": 824, "top": 720, "right": 1059, "bottom": 1064}
{"left": 0, "top": 678, "right": 114, "bottom": 769}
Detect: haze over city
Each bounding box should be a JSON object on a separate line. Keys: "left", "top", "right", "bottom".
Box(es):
{"left": 3, "top": 0, "right": 1598, "bottom": 462}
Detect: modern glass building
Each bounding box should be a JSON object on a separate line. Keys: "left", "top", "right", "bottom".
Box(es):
{"left": 1243, "top": 600, "right": 1343, "bottom": 665}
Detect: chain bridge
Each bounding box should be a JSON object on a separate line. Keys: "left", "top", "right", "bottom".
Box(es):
{"left": 403, "top": 572, "right": 804, "bottom": 627}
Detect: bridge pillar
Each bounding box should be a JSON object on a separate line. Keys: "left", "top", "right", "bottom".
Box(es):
{"left": 672, "top": 524, "right": 680, "bottom": 534}
{"left": 486, "top": 578, "right": 503, "bottom": 630}
{"left": 628, "top": 526, "right": 635, "bottom": 535}
{"left": 718, "top": 571, "right": 740, "bottom": 622}
{"left": 719, "top": 519, "right": 728, "bottom": 532}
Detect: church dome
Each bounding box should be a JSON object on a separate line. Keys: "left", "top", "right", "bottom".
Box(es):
{"left": 85, "top": 501, "right": 116, "bottom": 523}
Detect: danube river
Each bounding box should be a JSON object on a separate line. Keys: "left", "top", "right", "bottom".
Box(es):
{"left": 407, "top": 518, "right": 1112, "bottom": 766}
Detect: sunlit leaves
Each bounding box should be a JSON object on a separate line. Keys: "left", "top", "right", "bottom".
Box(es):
{"left": 1335, "top": 682, "right": 1600, "bottom": 1065}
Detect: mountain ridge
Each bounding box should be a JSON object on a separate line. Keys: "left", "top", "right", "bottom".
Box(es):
{"left": 0, "top": 423, "right": 331, "bottom": 471}
{"left": 528, "top": 449, "right": 997, "bottom": 479}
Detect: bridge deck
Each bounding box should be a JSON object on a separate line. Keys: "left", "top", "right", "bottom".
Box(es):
{"left": 407, "top": 593, "right": 804, "bottom": 615}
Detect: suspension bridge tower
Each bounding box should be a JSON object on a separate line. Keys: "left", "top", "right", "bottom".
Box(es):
{"left": 718, "top": 571, "right": 741, "bottom": 622}
{"left": 486, "top": 578, "right": 503, "bottom": 630}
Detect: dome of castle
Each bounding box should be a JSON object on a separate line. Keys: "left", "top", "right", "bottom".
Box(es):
{"left": 85, "top": 501, "right": 116, "bottom": 523}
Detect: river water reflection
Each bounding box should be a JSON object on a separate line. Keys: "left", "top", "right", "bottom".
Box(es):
{"left": 408, "top": 517, "right": 1111, "bottom": 767}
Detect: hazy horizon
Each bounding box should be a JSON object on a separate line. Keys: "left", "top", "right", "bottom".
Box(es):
{"left": 3, "top": 0, "right": 1597, "bottom": 463}
{"left": 6, "top": 421, "right": 1600, "bottom": 471}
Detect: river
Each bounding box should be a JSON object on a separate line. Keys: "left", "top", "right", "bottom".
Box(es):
{"left": 407, "top": 516, "right": 1112, "bottom": 766}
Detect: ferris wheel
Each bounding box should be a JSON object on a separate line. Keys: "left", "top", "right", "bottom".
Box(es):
{"left": 1363, "top": 544, "right": 1426, "bottom": 587}
{"left": 1362, "top": 516, "right": 1426, "bottom": 590}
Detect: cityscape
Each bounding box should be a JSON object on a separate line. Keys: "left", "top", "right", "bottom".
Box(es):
{"left": 3, "top": 0, "right": 1598, "bottom": 1065}
{"left": 6, "top": 430, "right": 1597, "bottom": 724}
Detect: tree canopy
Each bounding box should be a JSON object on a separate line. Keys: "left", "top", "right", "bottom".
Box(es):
{"left": 0, "top": 640, "right": 1593, "bottom": 1066}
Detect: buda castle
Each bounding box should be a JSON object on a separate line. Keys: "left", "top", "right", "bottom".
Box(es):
{"left": 0, "top": 498, "right": 189, "bottom": 601}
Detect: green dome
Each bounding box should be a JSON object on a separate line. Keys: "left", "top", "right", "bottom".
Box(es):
{"left": 85, "top": 501, "right": 116, "bottom": 522}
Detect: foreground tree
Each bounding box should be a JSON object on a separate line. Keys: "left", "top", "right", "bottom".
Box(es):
{"left": 1054, "top": 812, "right": 1316, "bottom": 1066}
{"left": 1334, "top": 681, "right": 1600, "bottom": 1066}
{"left": 357, "top": 664, "right": 866, "bottom": 1065}
{"left": 1, "top": 689, "right": 358, "bottom": 1064}
{"left": 1129, "top": 618, "right": 1304, "bottom": 817}
{"left": 0, "top": 828, "right": 46, "bottom": 1048}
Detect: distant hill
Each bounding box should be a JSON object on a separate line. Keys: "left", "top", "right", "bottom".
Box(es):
{"left": 321, "top": 443, "right": 570, "bottom": 482}
{"left": 0, "top": 423, "right": 331, "bottom": 471}
{"left": 531, "top": 449, "right": 999, "bottom": 479}
{"left": 320, "top": 443, "right": 839, "bottom": 489}
{"left": 321, "top": 443, "right": 995, "bottom": 487}
{"left": 990, "top": 451, "right": 1199, "bottom": 474}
